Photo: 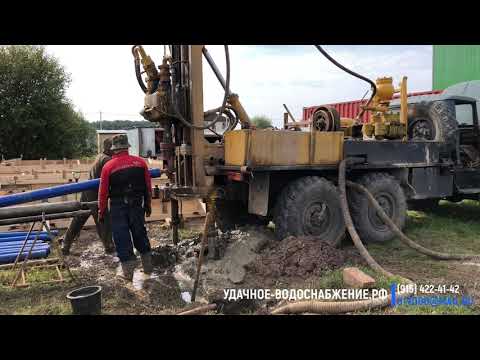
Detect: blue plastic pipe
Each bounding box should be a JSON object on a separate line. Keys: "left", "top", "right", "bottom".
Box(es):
{"left": 0, "top": 248, "right": 50, "bottom": 264}
{"left": 0, "top": 241, "right": 47, "bottom": 249}
{"left": 0, "top": 245, "right": 50, "bottom": 254}
{"left": 0, "top": 234, "right": 51, "bottom": 243}
{"left": 0, "top": 244, "right": 50, "bottom": 253}
{"left": 0, "top": 168, "right": 162, "bottom": 208}
{"left": 0, "top": 231, "right": 58, "bottom": 238}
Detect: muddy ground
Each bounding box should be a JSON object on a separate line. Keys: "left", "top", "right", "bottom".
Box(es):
{"left": 2, "top": 203, "right": 480, "bottom": 315}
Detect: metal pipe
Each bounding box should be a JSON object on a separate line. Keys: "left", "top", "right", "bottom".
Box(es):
{"left": 283, "top": 104, "right": 297, "bottom": 123}
{"left": 0, "top": 210, "right": 92, "bottom": 226}
{"left": 10, "top": 222, "right": 36, "bottom": 271}
{"left": 0, "top": 201, "right": 82, "bottom": 220}
{"left": 0, "top": 168, "right": 162, "bottom": 208}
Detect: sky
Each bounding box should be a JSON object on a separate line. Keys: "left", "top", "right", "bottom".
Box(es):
{"left": 45, "top": 45, "right": 433, "bottom": 128}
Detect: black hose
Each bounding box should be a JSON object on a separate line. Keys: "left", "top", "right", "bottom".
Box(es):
{"left": 314, "top": 45, "right": 377, "bottom": 120}
{"left": 132, "top": 46, "right": 147, "bottom": 94}
{"left": 347, "top": 181, "right": 480, "bottom": 261}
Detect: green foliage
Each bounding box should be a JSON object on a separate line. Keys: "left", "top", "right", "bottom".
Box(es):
{"left": 251, "top": 115, "right": 273, "bottom": 129}
{"left": 0, "top": 45, "right": 96, "bottom": 159}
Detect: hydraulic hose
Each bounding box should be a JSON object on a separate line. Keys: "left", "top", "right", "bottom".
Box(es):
{"left": 132, "top": 46, "right": 148, "bottom": 94}
{"left": 314, "top": 45, "right": 376, "bottom": 121}
{"left": 347, "top": 181, "right": 480, "bottom": 261}
{"left": 170, "top": 45, "right": 231, "bottom": 131}
{"left": 338, "top": 158, "right": 401, "bottom": 279}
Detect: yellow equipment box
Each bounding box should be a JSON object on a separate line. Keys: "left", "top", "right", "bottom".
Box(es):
{"left": 224, "top": 130, "right": 344, "bottom": 167}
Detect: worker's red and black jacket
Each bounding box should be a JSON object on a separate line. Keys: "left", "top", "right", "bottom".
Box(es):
{"left": 98, "top": 151, "right": 152, "bottom": 218}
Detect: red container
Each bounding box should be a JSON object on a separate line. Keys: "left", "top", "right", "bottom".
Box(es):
{"left": 302, "top": 90, "right": 443, "bottom": 124}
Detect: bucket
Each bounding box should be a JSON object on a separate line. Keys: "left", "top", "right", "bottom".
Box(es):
{"left": 66, "top": 286, "right": 102, "bottom": 315}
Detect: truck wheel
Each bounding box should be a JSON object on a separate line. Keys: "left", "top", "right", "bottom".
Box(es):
{"left": 408, "top": 100, "right": 458, "bottom": 153}
{"left": 408, "top": 199, "right": 440, "bottom": 212}
{"left": 349, "top": 173, "right": 406, "bottom": 243}
{"left": 273, "top": 176, "right": 346, "bottom": 245}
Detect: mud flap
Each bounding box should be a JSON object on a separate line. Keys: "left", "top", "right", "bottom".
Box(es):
{"left": 248, "top": 172, "right": 270, "bottom": 216}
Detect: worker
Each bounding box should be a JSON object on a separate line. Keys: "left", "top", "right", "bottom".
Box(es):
{"left": 62, "top": 138, "right": 115, "bottom": 256}
{"left": 98, "top": 134, "right": 153, "bottom": 281}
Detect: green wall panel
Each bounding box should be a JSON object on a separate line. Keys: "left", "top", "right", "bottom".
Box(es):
{"left": 433, "top": 45, "right": 480, "bottom": 90}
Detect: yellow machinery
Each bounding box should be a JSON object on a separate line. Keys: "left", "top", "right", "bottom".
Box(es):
{"left": 283, "top": 76, "right": 409, "bottom": 140}
{"left": 361, "top": 76, "right": 409, "bottom": 140}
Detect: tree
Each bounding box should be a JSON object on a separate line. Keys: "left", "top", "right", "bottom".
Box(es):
{"left": 0, "top": 45, "right": 96, "bottom": 159}
{"left": 91, "top": 120, "right": 157, "bottom": 130}
{"left": 251, "top": 115, "right": 273, "bottom": 129}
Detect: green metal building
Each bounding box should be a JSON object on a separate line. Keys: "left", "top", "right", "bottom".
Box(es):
{"left": 433, "top": 45, "right": 480, "bottom": 90}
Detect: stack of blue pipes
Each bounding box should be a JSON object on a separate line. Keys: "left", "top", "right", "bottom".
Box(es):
{"left": 0, "top": 230, "right": 58, "bottom": 265}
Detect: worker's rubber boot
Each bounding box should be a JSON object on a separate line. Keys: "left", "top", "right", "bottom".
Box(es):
{"left": 140, "top": 252, "right": 154, "bottom": 275}
{"left": 118, "top": 260, "right": 137, "bottom": 282}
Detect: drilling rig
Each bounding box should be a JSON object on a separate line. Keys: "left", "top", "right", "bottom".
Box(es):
{"left": 132, "top": 45, "right": 480, "bottom": 247}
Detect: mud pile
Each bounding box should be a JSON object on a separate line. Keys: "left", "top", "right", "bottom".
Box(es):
{"left": 249, "top": 236, "right": 345, "bottom": 279}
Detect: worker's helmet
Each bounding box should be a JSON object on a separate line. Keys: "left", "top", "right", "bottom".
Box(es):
{"left": 111, "top": 134, "right": 131, "bottom": 151}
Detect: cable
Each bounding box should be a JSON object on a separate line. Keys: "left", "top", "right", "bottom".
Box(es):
{"left": 314, "top": 45, "right": 377, "bottom": 121}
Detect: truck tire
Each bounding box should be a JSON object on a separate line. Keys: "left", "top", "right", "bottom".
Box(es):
{"left": 407, "top": 198, "right": 440, "bottom": 212}
{"left": 408, "top": 100, "right": 458, "bottom": 153}
{"left": 349, "top": 173, "right": 407, "bottom": 243}
{"left": 273, "top": 176, "right": 346, "bottom": 245}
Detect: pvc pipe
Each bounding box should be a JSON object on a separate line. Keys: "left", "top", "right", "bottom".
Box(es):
{"left": 0, "top": 234, "right": 51, "bottom": 243}
{"left": 0, "top": 231, "right": 58, "bottom": 238}
{"left": 0, "top": 246, "right": 50, "bottom": 255}
{"left": 0, "top": 240, "right": 47, "bottom": 247}
{"left": 0, "top": 241, "right": 47, "bottom": 249}
{"left": 0, "top": 168, "right": 161, "bottom": 208}
{"left": 0, "top": 248, "right": 50, "bottom": 264}
{"left": 0, "top": 244, "right": 50, "bottom": 253}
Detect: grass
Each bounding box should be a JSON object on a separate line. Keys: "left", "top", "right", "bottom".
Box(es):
{"left": 316, "top": 200, "right": 480, "bottom": 315}
{"left": 0, "top": 282, "right": 73, "bottom": 315}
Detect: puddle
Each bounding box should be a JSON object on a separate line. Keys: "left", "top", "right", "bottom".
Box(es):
{"left": 181, "top": 292, "right": 192, "bottom": 303}
{"left": 173, "top": 265, "right": 195, "bottom": 291}
{"left": 132, "top": 269, "right": 161, "bottom": 291}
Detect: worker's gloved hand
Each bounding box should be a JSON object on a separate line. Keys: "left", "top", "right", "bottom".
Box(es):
{"left": 145, "top": 204, "right": 152, "bottom": 218}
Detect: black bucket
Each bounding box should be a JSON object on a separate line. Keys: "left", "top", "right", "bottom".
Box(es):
{"left": 66, "top": 286, "right": 102, "bottom": 315}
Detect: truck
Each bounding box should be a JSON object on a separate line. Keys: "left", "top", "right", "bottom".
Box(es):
{"left": 132, "top": 45, "right": 480, "bottom": 246}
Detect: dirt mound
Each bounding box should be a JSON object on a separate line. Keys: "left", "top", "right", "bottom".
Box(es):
{"left": 249, "top": 236, "right": 345, "bottom": 279}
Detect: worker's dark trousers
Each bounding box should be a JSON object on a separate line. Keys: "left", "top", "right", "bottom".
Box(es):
{"left": 63, "top": 191, "right": 114, "bottom": 252}
{"left": 110, "top": 197, "right": 151, "bottom": 263}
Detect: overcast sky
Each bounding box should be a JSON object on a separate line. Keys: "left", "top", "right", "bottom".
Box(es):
{"left": 45, "top": 45, "right": 433, "bottom": 128}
